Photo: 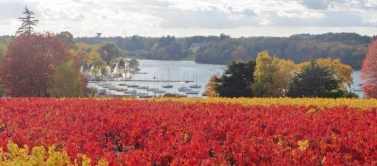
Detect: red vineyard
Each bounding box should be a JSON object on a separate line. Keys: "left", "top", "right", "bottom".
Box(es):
{"left": 0, "top": 98, "right": 376, "bottom": 165}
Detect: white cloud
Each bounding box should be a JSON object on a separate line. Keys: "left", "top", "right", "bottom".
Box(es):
{"left": 370, "top": 14, "right": 377, "bottom": 24}
{"left": 0, "top": 0, "right": 376, "bottom": 37}
{"left": 144, "top": 23, "right": 156, "bottom": 28}
{"left": 364, "top": 0, "right": 377, "bottom": 7}
{"left": 260, "top": 19, "right": 271, "bottom": 25}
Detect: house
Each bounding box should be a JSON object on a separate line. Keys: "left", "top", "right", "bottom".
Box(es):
{"left": 189, "top": 43, "right": 205, "bottom": 53}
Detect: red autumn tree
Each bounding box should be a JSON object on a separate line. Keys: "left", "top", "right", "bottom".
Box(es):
{"left": 0, "top": 33, "right": 72, "bottom": 97}
{"left": 360, "top": 39, "right": 377, "bottom": 98}
{"left": 204, "top": 73, "right": 220, "bottom": 97}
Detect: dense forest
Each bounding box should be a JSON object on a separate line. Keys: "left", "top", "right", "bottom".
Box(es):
{"left": 1, "top": 32, "right": 374, "bottom": 70}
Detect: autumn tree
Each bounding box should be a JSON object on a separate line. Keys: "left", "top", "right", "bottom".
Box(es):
{"left": 360, "top": 39, "right": 377, "bottom": 98}
{"left": 129, "top": 57, "right": 139, "bottom": 69}
{"left": 251, "top": 51, "right": 296, "bottom": 97}
{"left": 49, "top": 60, "right": 86, "bottom": 98}
{"left": 297, "top": 58, "right": 353, "bottom": 90}
{"left": 58, "top": 31, "right": 77, "bottom": 49}
{"left": 0, "top": 33, "right": 72, "bottom": 97}
{"left": 16, "top": 6, "right": 38, "bottom": 36}
{"left": 75, "top": 43, "right": 106, "bottom": 74}
{"left": 286, "top": 60, "right": 341, "bottom": 98}
{"left": 214, "top": 60, "right": 256, "bottom": 97}
{"left": 269, "top": 58, "right": 296, "bottom": 97}
{"left": 251, "top": 51, "right": 276, "bottom": 97}
{"left": 98, "top": 42, "right": 124, "bottom": 64}
{"left": 74, "top": 47, "right": 89, "bottom": 70}
{"left": 231, "top": 46, "right": 247, "bottom": 62}
{"left": 204, "top": 73, "right": 220, "bottom": 97}
{"left": 318, "top": 58, "right": 353, "bottom": 89}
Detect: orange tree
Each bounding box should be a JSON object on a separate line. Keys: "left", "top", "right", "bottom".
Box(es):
{"left": 204, "top": 73, "right": 220, "bottom": 97}
{"left": 0, "top": 33, "right": 72, "bottom": 97}
{"left": 360, "top": 39, "right": 377, "bottom": 98}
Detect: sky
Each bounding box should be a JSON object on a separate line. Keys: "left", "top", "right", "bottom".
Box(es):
{"left": 0, "top": 0, "right": 377, "bottom": 38}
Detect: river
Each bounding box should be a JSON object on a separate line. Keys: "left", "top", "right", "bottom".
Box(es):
{"left": 88, "top": 59, "right": 364, "bottom": 98}
{"left": 351, "top": 71, "right": 363, "bottom": 98}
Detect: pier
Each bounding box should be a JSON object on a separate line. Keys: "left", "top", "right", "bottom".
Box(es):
{"left": 92, "top": 79, "right": 194, "bottom": 83}
{"left": 125, "top": 79, "right": 194, "bottom": 83}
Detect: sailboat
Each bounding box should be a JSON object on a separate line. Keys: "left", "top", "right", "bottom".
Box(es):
{"left": 178, "top": 72, "right": 191, "bottom": 92}
{"left": 162, "top": 68, "right": 173, "bottom": 88}
{"left": 153, "top": 81, "right": 166, "bottom": 93}
{"left": 147, "top": 74, "right": 159, "bottom": 91}
{"left": 116, "top": 83, "right": 128, "bottom": 92}
{"left": 127, "top": 75, "right": 139, "bottom": 88}
{"left": 137, "top": 75, "right": 149, "bottom": 89}
{"left": 186, "top": 90, "right": 199, "bottom": 94}
{"left": 189, "top": 72, "right": 201, "bottom": 88}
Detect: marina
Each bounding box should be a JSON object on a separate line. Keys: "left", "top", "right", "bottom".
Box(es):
{"left": 87, "top": 59, "right": 364, "bottom": 98}
{"left": 87, "top": 59, "right": 227, "bottom": 98}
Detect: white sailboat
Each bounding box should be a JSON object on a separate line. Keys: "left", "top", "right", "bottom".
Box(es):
{"left": 116, "top": 83, "right": 128, "bottom": 92}
{"left": 189, "top": 72, "right": 201, "bottom": 88}
{"left": 162, "top": 68, "right": 173, "bottom": 88}
{"left": 186, "top": 90, "right": 199, "bottom": 94}
{"left": 147, "top": 74, "right": 159, "bottom": 91}
{"left": 178, "top": 72, "right": 191, "bottom": 92}
{"left": 150, "top": 75, "right": 165, "bottom": 93}
{"left": 138, "top": 74, "right": 149, "bottom": 89}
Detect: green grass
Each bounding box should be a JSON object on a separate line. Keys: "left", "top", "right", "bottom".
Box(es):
{"left": 182, "top": 55, "right": 196, "bottom": 61}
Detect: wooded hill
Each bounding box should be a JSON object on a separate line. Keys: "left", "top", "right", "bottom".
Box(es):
{"left": 2, "top": 32, "right": 373, "bottom": 70}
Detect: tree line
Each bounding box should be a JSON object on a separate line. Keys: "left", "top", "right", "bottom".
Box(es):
{"left": 70, "top": 32, "right": 372, "bottom": 70}
{"left": 2, "top": 22, "right": 372, "bottom": 71}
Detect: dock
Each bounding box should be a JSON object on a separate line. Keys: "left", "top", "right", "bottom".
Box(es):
{"left": 93, "top": 79, "right": 194, "bottom": 83}
{"left": 126, "top": 79, "right": 193, "bottom": 83}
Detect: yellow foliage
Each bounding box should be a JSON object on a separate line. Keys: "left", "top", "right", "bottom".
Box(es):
{"left": 296, "top": 58, "right": 353, "bottom": 89}
{"left": 145, "top": 97, "right": 377, "bottom": 109}
{"left": 322, "top": 156, "right": 326, "bottom": 164}
{"left": 76, "top": 153, "right": 91, "bottom": 166}
{"left": 270, "top": 57, "right": 296, "bottom": 97}
{"left": 306, "top": 108, "right": 317, "bottom": 114}
{"left": 0, "top": 142, "right": 108, "bottom": 166}
{"left": 252, "top": 51, "right": 275, "bottom": 97}
{"left": 298, "top": 140, "right": 309, "bottom": 151}
{"left": 278, "top": 137, "right": 284, "bottom": 146}
{"left": 184, "top": 133, "right": 190, "bottom": 142}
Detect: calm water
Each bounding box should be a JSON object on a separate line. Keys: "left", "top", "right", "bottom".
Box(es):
{"left": 134, "top": 60, "right": 226, "bottom": 96}
{"left": 88, "top": 60, "right": 226, "bottom": 97}
{"left": 351, "top": 71, "right": 363, "bottom": 98}
{"left": 89, "top": 59, "right": 364, "bottom": 98}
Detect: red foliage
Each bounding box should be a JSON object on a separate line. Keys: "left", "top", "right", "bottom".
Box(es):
{"left": 0, "top": 33, "right": 72, "bottom": 97}
{"left": 360, "top": 39, "right": 377, "bottom": 98}
{"left": 0, "top": 98, "right": 376, "bottom": 165}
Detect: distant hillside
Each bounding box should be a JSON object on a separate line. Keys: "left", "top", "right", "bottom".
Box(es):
{"left": 0, "top": 35, "right": 13, "bottom": 45}
{"left": 74, "top": 32, "right": 373, "bottom": 70}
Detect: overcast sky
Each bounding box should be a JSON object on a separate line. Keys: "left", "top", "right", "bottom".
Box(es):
{"left": 1, "top": 0, "right": 376, "bottom": 38}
